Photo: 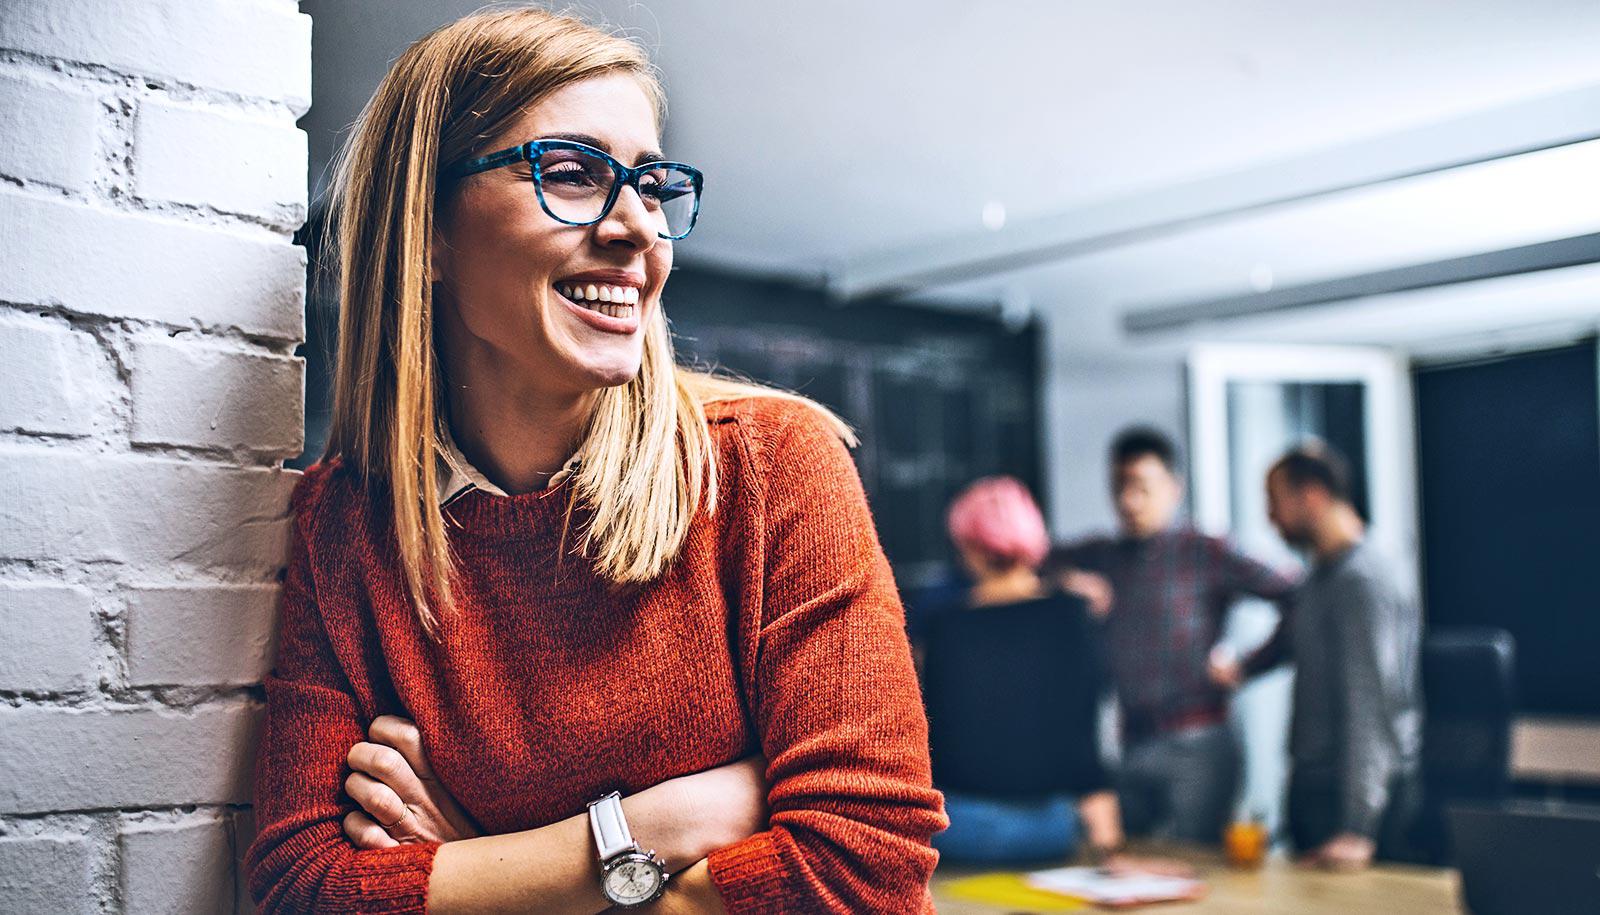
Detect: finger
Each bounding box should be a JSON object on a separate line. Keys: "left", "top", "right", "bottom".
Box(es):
{"left": 345, "top": 770, "right": 412, "bottom": 834}
{"left": 368, "top": 715, "right": 435, "bottom": 780}
{"left": 343, "top": 810, "right": 400, "bottom": 849}
{"left": 1155, "top": 859, "right": 1196, "bottom": 878}
{"left": 347, "top": 741, "right": 430, "bottom": 805}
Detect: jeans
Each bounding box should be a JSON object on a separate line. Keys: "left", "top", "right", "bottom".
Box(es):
{"left": 1116, "top": 723, "right": 1242, "bottom": 844}
{"left": 933, "top": 790, "right": 1083, "bottom": 864}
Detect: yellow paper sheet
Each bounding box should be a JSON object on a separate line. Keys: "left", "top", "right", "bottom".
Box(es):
{"left": 937, "top": 872, "right": 1089, "bottom": 911}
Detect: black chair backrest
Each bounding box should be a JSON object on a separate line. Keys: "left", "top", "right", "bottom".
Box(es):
{"left": 920, "top": 593, "right": 1103, "bottom": 797}
{"left": 1421, "top": 626, "right": 1516, "bottom": 795}
{"left": 1416, "top": 625, "right": 1516, "bottom": 863}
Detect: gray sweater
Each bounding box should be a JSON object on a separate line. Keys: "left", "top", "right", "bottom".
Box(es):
{"left": 1286, "top": 540, "right": 1423, "bottom": 836}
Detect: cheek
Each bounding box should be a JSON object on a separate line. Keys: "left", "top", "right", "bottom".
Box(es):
{"left": 452, "top": 194, "right": 574, "bottom": 288}
{"left": 645, "top": 243, "right": 673, "bottom": 296}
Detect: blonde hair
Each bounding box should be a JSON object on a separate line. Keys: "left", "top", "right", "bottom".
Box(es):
{"left": 322, "top": 6, "right": 850, "bottom": 636}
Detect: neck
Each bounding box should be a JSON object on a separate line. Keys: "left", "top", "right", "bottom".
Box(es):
{"left": 970, "top": 567, "right": 1044, "bottom": 606}
{"left": 438, "top": 309, "right": 594, "bottom": 496}
{"left": 1123, "top": 522, "right": 1170, "bottom": 541}
{"left": 1311, "top": 504, "right": 1365, "bottom": 561}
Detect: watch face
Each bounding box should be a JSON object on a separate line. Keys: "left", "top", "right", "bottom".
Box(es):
{"left": 603, "top": 855, "right": 664, "bottom": 905}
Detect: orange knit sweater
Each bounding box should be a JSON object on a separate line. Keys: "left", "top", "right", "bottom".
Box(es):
{"left": 244, "top": 397, "right": 948, "bottom": 913}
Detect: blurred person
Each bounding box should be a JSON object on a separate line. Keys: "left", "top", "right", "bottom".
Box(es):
{"left": 1211, "top": 443, "right": 1423, "bottom": 870}
{"left": 244, "top": 8, "right": 946, "bottom": 913}
{"left": 1046, "top": 427, "right": 1297, "bottom": 844}
{"left": 924, "top": 477, "right": 1190, "bottom": 876}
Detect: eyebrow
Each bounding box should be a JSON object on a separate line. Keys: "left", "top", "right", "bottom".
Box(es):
{"left": 538, "top": 132, "right": 666, "bottom": 166}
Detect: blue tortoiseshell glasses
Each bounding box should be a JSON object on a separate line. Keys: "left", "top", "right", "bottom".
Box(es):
{"left": 442, "top": 139, "right": 704, "bottom": 240}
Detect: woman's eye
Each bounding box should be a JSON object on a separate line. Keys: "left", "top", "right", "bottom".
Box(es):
{"left": 541, "top": 161, "right": 604, "bottom": 187}
{"left": 642, "top": 181, "right": 692, "bottom": 203}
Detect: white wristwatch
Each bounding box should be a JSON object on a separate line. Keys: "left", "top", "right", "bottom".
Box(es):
{"left": 587, "top": 791, "right": 669, "bottom": 907}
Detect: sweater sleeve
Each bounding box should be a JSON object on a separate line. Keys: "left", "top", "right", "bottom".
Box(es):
{"left": 1226, "top": 541, "right": 1299, "bottom": 679}
{"left": 1332, "top": 571, "right": 1406, "bottom": 838}
{"left": 244, "top": 471, "right": 442, "bottom": 914}
{"left": 706, "top": 404, "right": 950, "bottom": 914}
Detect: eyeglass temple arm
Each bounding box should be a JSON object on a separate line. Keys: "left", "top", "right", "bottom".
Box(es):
{"left": 442, "top": 144, "right": 531, "bottom": 181}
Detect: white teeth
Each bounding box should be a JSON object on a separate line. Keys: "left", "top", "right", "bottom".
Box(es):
{"left": 555, "top": 282, "right": 641, "bottom": 318}
{"left": 556, "top": 283, "right": 644, "bottom": 313}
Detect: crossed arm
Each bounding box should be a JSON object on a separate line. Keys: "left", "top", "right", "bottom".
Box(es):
{"left": 341, "top": 715, "right": 767, "bottom": 913}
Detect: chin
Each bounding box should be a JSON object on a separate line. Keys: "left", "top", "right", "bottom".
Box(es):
{"left": 575, "top": 359, "right": 643, "bottom": 390}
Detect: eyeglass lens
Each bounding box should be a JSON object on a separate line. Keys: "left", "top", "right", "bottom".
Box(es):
{"left": 536, "top": 147, "right": 697, "bottom": 237}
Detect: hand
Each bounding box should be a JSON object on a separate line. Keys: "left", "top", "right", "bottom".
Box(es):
{"left": 343, "top": 715, "right": 480, "bottom": 848}
{"left": 1062, "top": 570, "right": 1113, "bottom": 619}
{"left": 637, "top": 755, "right": 769, "bottom": 869}
{"left": 641, "top": 859, "right": 727, "bottom": 915}
{"left": 1101, "top": 852, "right": 1198, "bottom": 879}
{"left": 1302, "top": 833, "right": 1374, "bottom": 871}
{"left": 1208, "top": 645, "right": 1243, "bottom": 690}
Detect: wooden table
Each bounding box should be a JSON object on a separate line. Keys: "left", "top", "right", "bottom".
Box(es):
{"left": 933, "top": 847, "right": 1463, "bottom": 914}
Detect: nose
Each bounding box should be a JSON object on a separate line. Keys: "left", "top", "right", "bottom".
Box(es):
{"left": 594, "top": 183, "right": 658, "bottom": 251}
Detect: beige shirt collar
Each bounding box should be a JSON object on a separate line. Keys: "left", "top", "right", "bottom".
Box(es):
{"left": 436, "top": 427, "right": 582, "bottom": 508}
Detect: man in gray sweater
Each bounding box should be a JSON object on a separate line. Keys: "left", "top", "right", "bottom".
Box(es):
{"left": 1212, "top": 443, "right": 1423, "bottom": 869}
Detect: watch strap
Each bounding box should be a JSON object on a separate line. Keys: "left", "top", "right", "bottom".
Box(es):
{"left": 587, "top": 791, "right": 637, "bottom": 861}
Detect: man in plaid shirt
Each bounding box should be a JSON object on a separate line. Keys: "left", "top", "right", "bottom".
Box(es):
{"left": 1047, "top": 427, "right": 1297, "bottom": 844}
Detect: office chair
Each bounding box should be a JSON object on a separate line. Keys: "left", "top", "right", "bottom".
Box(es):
{"left": 919, "top": 592, "right": 1105, "bottom": 797}
{"left": 1416, "top": 625, "right": 1516, "bottom": 864}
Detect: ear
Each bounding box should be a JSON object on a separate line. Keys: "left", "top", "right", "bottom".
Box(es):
{"left": 430, "top": 225, "right": 449, "bottom": 286}
{"left": 1306, "top": 486, "right": 1334, "bottom": 513}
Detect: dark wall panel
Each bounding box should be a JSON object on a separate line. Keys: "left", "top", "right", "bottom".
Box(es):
{"left": 663, "top": 266, "right": 1042, "bottom": 590}
{"left": 1415, "top": 340, "right": 1600, "bottom": 717}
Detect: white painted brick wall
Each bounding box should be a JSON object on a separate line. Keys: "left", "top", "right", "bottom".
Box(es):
{"left": 134, "top": 100, "right": 308, "bottom": 228}
{"left": 0, "top": 312, "right": 117, "bottom": 437}
{"left": 0, "top": 192, "right": 306, "bottom": 340}
{"left": 0, "top": 451, "right": 297, "bottom": 574}
{"left": 0, "top": 1, "right": 311, "bottom": 912}
{"left": 0, "top": 835, "right": 97, "bottom": 915}
{"left": 0, "top": 583, "right": 100, "bottom": 693}
{"left": 0, "top": 702, "right": 264, "bottom": 815}
{"left": 0, "top": 72, "right": 99, "bottom": 191}
{"left": 124, "top": 584, "right": 280, "bottom": 687}
{"left": 0, "top": 1, "right": 312, "bottom": 110}
{"left": 128, "top": 334, "right": 304, "bottom": 457}
{"left": 119, "top": 815, "right": 237, "bottom": 915}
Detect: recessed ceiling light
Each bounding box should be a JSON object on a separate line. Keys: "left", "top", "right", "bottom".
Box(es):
{"left": 1250, "top": 264, "right": 1275, "bottom": 292}
{"left": 982, "top": 200, "right": 1007, "bottom": 231}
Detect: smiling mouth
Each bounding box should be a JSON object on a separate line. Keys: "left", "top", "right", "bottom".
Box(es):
{"left": 556, "top": 282, "right": 640, "bottom": 319}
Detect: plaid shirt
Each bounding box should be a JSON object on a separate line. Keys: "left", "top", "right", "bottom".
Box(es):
{"left": 1047, "top": 528, "right": 1297, "bottom": 743}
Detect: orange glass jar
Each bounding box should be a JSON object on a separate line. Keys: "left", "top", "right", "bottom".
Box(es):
{"left": 1225, "top": 818, "right": 1269, "bottom": 869}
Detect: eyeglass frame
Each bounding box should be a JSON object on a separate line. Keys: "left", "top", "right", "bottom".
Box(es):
{"left": 440, "top": 138, "right": 704, "bottom": 240}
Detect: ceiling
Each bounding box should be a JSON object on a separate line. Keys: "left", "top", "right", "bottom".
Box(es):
{"left": 299, "top": 1, "right": 1600, "bottom": 351}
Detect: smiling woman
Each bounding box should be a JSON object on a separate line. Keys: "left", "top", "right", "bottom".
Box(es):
{"left": 243, "top": 6, "right": 947, "bottom": 915}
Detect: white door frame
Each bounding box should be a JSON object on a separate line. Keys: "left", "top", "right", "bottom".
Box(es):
{"left": 1188, "top": 342, "right": 1420, "bottom": 595}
